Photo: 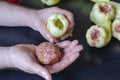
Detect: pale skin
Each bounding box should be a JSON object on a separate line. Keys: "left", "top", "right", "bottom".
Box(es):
{"left": 0, "top": 40, "right": 83, "bottom": 80}
{"left": 0, "top": 1, "right": 75, "bottom": 42}
{"left": 0, "top": 1, "right": 83, "bottom": 80}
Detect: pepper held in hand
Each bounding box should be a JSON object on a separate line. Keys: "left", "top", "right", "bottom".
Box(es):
{"left": 47, "top": 13, "right": 69, "bottom": 38}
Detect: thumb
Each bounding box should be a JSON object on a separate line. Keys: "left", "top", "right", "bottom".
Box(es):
{"left": 56, "top": 40, "right": 71, "bottom": 48}
{"left": 39, "top": 24, "right": 54, "bottom": 43}
{"left": 43, "top": 32, "right": 54, "bottom": 43}
{"left": 32, "top": 63, "right": 52, "bottom": 80}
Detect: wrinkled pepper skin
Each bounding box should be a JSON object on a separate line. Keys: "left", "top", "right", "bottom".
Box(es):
{"left": 86, "top": 21, "right": 112, "bottom": 48}
{"left": 110, "top": 1, "right": 120, "bottom": 41}
{"left": 90, "top": 2, "right": 114, "bottom": 24}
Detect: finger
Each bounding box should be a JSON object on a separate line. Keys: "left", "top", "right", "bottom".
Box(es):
{"left": 57, "top": 8, "right": 75, "bottom": 29}
{"left": 70, "top": 45, "right": 83, "bottom": 54}
{"left": 65, "top": 13, "right": 75, "bottom": 32}
{"left": 60, "top": 33, "right": 72, "bottom": 41}
{"left": 63, "top": 45, "right": 83, "bottom": 59}
{"left": 47, "top": 52, "right": 80, "bottom": 73}
{"left": 56, "top": 40, "right": 71, "bottom": 48}
{"left": 57, "top": 9, "right": 75, "bottom": 41}
{"left": 60, "top": 25, "right": 74, "bottom": 41}
{"left": 64, "top": 40, "right": 79, "bottom": 52}
{"left": 40, "top": 31, "right": 54, "bottom": 43}
{"left": 56, "top": 8, "right": 75, "bottom": 25}
{"left": 39, "top": 23, "right": 55, "bottom": 43}
{"left": 32, "top": 63, "right": 52, "bottom": 80}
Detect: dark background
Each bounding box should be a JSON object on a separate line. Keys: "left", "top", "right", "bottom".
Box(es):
{"left": 0, "top": 0, "right": 120, "bottom": 80}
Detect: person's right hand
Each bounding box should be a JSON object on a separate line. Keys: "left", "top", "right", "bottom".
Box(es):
{"left": 7, "top": 40, "right": 83, "bottom": 80}
{"left": 28, "top": 7, "right": 75, "bottom": 43}
{"left": 9, "top": 44, "right": 52, "bottom": 80}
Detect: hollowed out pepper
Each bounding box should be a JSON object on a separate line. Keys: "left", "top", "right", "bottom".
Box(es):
{"left": 110, "top": 1, "right": 120, "bottom": 41}
{"left": 86, "top": 21, "right": 112, "bottom": 48}
{"left": 90, "top": 1, "right": 115, "bottom": 24}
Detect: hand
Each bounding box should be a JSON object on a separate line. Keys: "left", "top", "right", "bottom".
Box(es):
{"left": 29, "top": 7, "right": 75, "bottom": 42}
{"left": 9, "top": 40, "right": 83, "bottom": 80}
{"left": 9, "top": 44, "right": 52, "bottom": 80}
{"left": 45, "top": 40, "right": 83, "bottom": 73}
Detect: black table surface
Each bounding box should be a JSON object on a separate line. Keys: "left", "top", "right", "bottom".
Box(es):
{"left": 0, "top": 0, "right": 120, "bottom": 80}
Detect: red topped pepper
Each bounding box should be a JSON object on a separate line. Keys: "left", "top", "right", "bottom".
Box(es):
{"left": 7, "top": 0, "right": 22, "bottom": 3}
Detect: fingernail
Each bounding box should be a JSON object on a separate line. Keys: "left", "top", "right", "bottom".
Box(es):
{"left": 50, "top": 38, "right": 54, "bottom": 43}
{"left": 44, "top": 73, "right": 52, "bottom": 80}
{"left": 46, "top": 35, "right": 54, "bottom": 43}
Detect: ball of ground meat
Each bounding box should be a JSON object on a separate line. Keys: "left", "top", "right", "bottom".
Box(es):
{"left": 36, "top": 42, "right": 62, "bottom": 65}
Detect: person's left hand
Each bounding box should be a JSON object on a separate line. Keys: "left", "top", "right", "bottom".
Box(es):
{"left": 9, "top": 40, "right": 83, "bottom": 80}
{"left": 28, "top": 7, "right": 75, "bottom": 43}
